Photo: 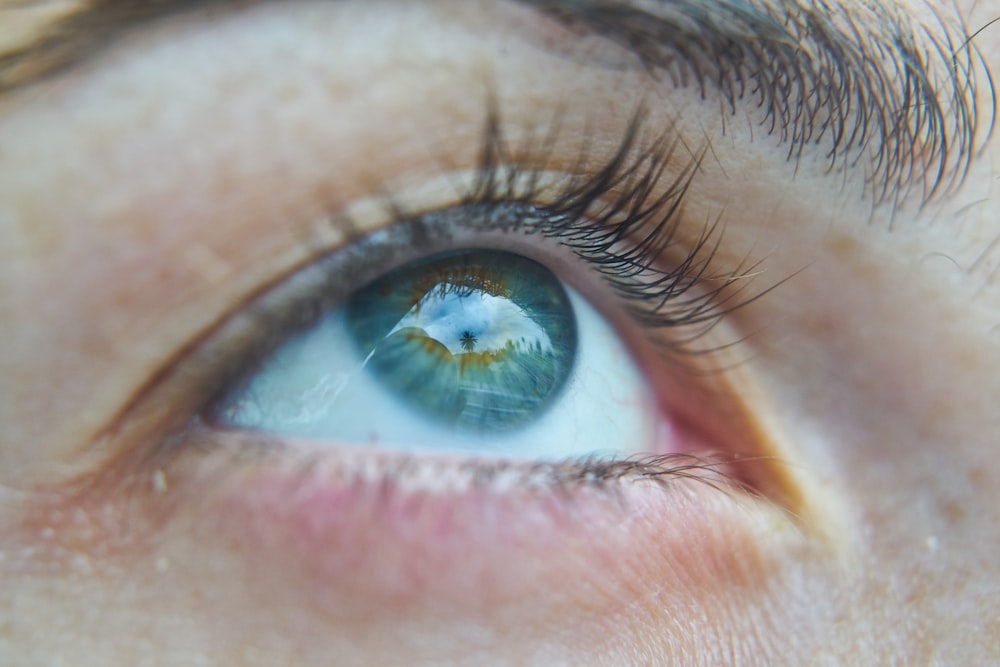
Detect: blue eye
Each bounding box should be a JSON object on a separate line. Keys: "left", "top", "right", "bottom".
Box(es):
{"left": 345, "top": 250, "right": 576, "bottom": 433}
{"left": 214, "top": 248, "right": 659, "bottom": 460}
{"left": 201, "top": 116, "right": 754, "bottom": 464}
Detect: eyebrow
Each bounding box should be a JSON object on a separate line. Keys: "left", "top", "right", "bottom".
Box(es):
{"left": 523, "top": 0, "right": 993, "bottom": 206}
{"left": 0, "top": 0, "right": 992, "bottom": 205}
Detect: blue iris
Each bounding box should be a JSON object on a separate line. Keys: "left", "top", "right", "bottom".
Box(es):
{"left": 346, "top": 249, "right": 577, "bottom": 432}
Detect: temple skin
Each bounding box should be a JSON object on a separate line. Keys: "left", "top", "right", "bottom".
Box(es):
{"left": 1, "top": 0, "right": 999, "bottom": 665}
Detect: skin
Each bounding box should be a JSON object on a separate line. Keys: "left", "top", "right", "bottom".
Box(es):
{"left": 1, "top": 0, "right": 999, "bottom": 665}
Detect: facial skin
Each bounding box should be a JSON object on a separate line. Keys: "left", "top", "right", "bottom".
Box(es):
{"left": 1, "top": 0, "right": 999, "bottom": 665}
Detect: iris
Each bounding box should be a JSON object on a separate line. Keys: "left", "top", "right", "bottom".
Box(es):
{"left": 347, "top": 250, "right": 577, "bottom": 433}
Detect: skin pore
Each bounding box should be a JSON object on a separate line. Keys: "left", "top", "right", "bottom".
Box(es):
{"left": 1, "top": 0, "right": 999, "bottom": 665}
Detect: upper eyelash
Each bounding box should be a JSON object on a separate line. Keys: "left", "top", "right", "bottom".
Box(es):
{"left": 190, "top": 100, "right": 770, "bottom": 396}
{"left": 431, "top": 102, "right": 767, "bottom": 357}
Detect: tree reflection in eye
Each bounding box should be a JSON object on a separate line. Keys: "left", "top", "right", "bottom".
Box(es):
{"left": 459, "top": 331, "right": 477, "bottom": 352}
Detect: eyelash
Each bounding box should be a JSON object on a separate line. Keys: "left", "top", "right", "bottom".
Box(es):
{"left": 463, "top": 106, "right": 761, "bottom": 351}
{"left": 143, "top": 103, "right": 768, "bottom": 495}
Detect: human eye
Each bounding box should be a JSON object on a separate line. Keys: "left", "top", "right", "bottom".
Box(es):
{"left": 192, "top": 109, "right": 756, "bottom": 469}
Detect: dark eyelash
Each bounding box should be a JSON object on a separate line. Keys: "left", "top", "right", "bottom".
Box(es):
{"left": 167, "top": 100, "right": 773, "bottom": 420}
{"left": 404, "top": 102, "right": 768, "bottom": 358}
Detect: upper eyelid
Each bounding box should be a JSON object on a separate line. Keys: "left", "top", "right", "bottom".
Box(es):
{"left": 1, "top": 0, "right": 992, "bottom": 207}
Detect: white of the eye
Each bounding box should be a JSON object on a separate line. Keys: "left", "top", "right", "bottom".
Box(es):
{"left": 221, "top": 288, "right": 659, "bottom": 460}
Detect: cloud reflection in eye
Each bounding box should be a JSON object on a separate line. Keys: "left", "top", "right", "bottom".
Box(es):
{"left": 389, "top": 283, "right": 553, "bottom": 357}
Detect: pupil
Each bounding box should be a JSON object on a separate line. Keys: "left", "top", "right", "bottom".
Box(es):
{"left": 346, "top": 249, "right": 577, "bottom": 433}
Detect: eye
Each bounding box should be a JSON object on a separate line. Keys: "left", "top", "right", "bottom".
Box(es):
{"left": 211, "top": 247, "right": 657, "bottom": 459}
{"left": 172, "top": 112, "right": 770, "bottom": 490}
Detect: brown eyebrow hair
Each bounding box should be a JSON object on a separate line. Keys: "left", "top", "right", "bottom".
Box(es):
{"left": 0, "top": 0, "right": 994, "bottom": 205}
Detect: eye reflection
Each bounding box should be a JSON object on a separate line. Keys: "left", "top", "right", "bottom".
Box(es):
{"left": 347, "top": 250, "right": 576, "bottom": 433}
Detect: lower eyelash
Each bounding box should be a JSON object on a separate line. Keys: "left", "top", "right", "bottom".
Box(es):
{"left": 171, "top": 425, "right": 742, "bottom": 498}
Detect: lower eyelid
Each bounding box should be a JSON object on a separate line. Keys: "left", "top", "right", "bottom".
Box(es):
{"left": 163, "top": 433, "right": 804, "bottom": 628}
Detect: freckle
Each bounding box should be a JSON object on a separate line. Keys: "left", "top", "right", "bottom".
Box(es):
{"left": 969, "top": 467, "right": 990, "bottom": 490}
{"left": 953, "top": 345, "right": 980, "bottom": 373}
{"left": 13, "top": 210, "right": 62, "bottom": 256}
{"left": 940, "top": 499, "right": 965, "bottom": 524}
{"left": 276, "top": 81, "right": 303, "bottom": 103}
{"left": 801, "top": 314, "right": 835, "bottom": 337}
{"left": 825, "top": 234, "right": 860, "bottom": 260}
